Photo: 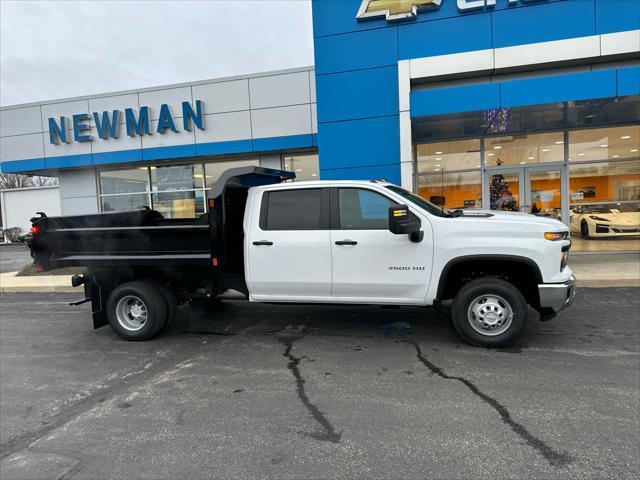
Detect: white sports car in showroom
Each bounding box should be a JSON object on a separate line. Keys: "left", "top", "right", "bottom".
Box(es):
{"left": 570, "top": 202, "right": 640, "bottom": 238}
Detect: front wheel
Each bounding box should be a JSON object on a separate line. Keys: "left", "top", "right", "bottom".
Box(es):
{"left": 581, "top": 220, "right": 590, "bottom": 238}
{"left": 451, "top": 278, "right": 527, "bottom": 348}
{"left": 106, "top": 281, "right": 167, "bottom": 341}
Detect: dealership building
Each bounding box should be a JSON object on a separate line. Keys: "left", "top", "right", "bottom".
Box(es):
{"left": 1, "top": 0, "right": 639, "bottom": 252}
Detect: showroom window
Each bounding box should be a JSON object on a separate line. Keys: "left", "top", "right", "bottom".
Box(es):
{"left": 99, "top": 157, "right": 260, "bottom": 217}
{"left": 484, "top": 132, "right": 564, "bottom": 167}
{"left": 416, "top": 139, "right": 482, "bottom": 210}
{"left": 283, "top": 153, "right": 319, "bottom": 181}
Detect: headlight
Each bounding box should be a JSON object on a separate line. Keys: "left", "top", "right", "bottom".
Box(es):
{"left": 544, "top": 231, "right": 568, "bottom": 241}
{"left": 589, "top": 215, "right": 610, "bottom": 222}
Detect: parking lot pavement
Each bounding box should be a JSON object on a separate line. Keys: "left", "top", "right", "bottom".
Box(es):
{"left": 1, "top": 289, "right": 638, "bottom": 479}
{"left": 0, "top": 244, "right": 31, "bottom": 273}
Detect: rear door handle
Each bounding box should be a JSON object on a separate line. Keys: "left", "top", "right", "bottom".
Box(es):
{"left": 253, "top": 240, "right": 273, "bottom": 246}
{"left": 335, "top": 240, "right": 357, "bottom": 245}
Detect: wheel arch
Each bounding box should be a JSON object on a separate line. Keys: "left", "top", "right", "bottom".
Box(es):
{"left": 436, "top": 255, "right": 543, "bottom": 306}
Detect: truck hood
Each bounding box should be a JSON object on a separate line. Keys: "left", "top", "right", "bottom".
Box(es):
{"left": 459, "top": 210, "right": 566, "bottom": 230}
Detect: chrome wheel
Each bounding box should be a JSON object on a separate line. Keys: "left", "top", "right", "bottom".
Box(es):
{"left": 115, "top": 295, "right": 148, "bottom": 331}
{"left": 467, "top": 294, "right": 513, "bottom": 336}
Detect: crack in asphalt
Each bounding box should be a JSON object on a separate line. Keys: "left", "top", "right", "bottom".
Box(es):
{"left": 277, "top": 326, "right": 342, "bottom": 443}
{"left": 407, "top": 340, "right": 573, "bottom": 468}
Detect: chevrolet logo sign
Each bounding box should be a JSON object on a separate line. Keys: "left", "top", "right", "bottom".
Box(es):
{"left": 356, "top": 0, "right": 442, "bottom": 21}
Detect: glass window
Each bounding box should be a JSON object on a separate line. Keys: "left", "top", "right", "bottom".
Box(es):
{"left": 569, "top": 160, "right": 640, "bottom": 204}
{"left": 100, "top": 168, "right": 149, "bottom": 194}
{"left": 417, "top": 171, "right": 482, "bottom": 210}
{"left": 151, "top": 191, "right": 205, "bottom": 218}
{"left": 485, "top": 132, "right": 564, "bottom": 166}
{"left": 264, "top": 189, "right": 322, "bottom": 230}
{"left": 204, "top": 159, "right": 260, "bottom": 188}
{"left": 338, "top": 189, "right": 395, "bottom": 230}
{"left": 100, "top": 194, "right": 149, "bottom": 212}
{"left": 151, "top": 164, "right": 203, "bottom": 192}
{"left": 416, "top": 139, "right": 481, "bottom": 174}
{"left": 569, "top": 125, "right": 640, "bottom": 162}
{"left": 283, "top": 154, "right": 319, "bottom": 181}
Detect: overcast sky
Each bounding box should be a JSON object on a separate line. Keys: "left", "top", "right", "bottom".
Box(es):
{"left": 0, "top": 0, "right": 314, "bottom": 106}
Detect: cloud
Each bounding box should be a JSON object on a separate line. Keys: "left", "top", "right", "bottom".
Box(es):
{"left": 0, "top": 0, "right": 314, "bottom": 106}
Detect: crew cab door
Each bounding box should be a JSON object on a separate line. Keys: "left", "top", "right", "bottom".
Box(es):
{"left": 330, "top": 187, "right": 432, "bottom": 303}
{"left": 246, "top": 187, "right": 332, "bottom": 301}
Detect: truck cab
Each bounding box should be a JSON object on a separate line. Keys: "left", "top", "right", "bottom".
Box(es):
{"left": 28, "top": 167, "right": 575, "bottom": 347}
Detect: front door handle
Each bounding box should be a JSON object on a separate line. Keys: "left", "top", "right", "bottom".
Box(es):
{"left": 335, "top": 240, "right": 357, "bottom": 245}
{"left": 253, "top": 240, "right": 273, "bottom": 246}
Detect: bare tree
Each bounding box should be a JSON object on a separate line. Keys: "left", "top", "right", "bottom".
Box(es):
{"left": 0, "top": 173, "right": 58, "bottom": 189}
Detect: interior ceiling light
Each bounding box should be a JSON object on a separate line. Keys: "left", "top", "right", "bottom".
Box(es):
{"left": 435, "top": 151, "right": 443, "bottom": 154}
{"left": 631, "top": 149, "right": 639, "bottom": 153}
{"left": 578, "top": 153, "right": 585, "bottom": 156}
{"left": 542, "top": 149, "right": 550, "bottom": 152}
{"left": 434, "top": 164, "right": 441, "bottom": 167}
{"left": 435, "top": 157, "right": 443, "bottom": 161}
{"left": 528, "top": 156, "right": 535, "bottom": 160}
{"left": 600, "top": 144, "right": 608, "bottom": 148}
{"left": 612, "top": 155, "right": 620, "bottom": 158}
{"left": 621, "top": 136, "right": 631, "bottom": 139}
{"left": 520, "top": 161, "right": 526, "bottom": 164}
{"left": 555, "top": 141, "right": 564, "bottom": 145}
{"left": 488, "top": 153, "right": 495, "bottom": 156}
{"left": 493, "top": 146, "right": 502, "bottom": 150}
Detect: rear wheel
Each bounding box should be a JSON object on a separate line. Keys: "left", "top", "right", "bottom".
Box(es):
{"left": 451, "top": 278, "right": 527, "bottom": 348}
{"left": 149, "top": 280, "right": 178, "bottom": 330}
{"left": 107, "top": 281, "right": 167, "bottom": 341}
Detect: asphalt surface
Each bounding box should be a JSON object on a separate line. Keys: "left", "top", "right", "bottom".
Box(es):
{"left": 0, "top": 244, "right": 31, "bottom": 273}
{"left": 0, "top": 289, "right": 638, "bottom": 479}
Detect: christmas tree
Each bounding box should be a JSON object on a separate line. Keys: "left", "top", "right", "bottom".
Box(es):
{"left": 489, "top": 174, "right": 517, "bottom": 211}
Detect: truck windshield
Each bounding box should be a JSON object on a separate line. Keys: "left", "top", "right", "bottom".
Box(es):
{"left": 385, "top": 185, "right": 449, "bottom": 218}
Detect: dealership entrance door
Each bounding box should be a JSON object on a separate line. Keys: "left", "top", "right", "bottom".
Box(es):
{"left": 484, "top": 166, "right": 568, "bottom": 224}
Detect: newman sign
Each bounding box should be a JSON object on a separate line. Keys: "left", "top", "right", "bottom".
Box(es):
{"left": 47, "top": 100, "right": 205, "bottom": 145}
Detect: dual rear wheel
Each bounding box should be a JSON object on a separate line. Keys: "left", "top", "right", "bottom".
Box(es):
{"left": 107, "top": 280, "right": 177, "bottom": 341}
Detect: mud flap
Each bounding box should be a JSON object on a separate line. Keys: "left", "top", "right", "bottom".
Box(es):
{"left": 83, "top": 274, "right": 108, "bottom": 329}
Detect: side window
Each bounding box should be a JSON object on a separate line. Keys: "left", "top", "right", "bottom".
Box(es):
{"left": 263, "top": 189, "right": 322, "bottom": 230}
{"left": 338, "top": 188, "right": 395, "bottom": 230}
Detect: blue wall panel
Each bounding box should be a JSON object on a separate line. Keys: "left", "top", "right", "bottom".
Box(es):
{"left": 317, "top": 116, "right": 399, "bottom": 170}
{"left": 46, "top": 154, "right": 93, "bottom": 169}
{"left": 316, "top": 66, "right": 398, "bottom": 123}
{"left": 595, "top": 0, "right": 640, "bottom": 34}
{"left": 142, "top": 144, "right": 196, "bottom": 162}
{"left": 314, "top": 27, "right": 398, "bottom": 75}
{"left": 501, "top": 69, "right": 617, "bottom": 107}
{"left": 312, "top": 0, "right": 386, "bottom": 37}
{"left": 252, "top": 134, "right": 314, "bottom": 152}
{"left": 195, "top": 139, "right": 253, "bottom": 157}
{"left": 399, "top": 13, "right": 492, "bottom": 60}
{"left": 0, "top": 158, "right": 46, "bottom": 173}
{"left": 492, "top": 0, "right": 596, "bottom": 49}
{"left": 411, "top": 84, "right": 501, "bottom": 117}
{"left": 618, "top": 66, "right": 640, "bottom": 97}
{"left": 321, "top": 163, "right": 401, "bottom": 185}
{"left": 93, "top": 149, "right": 143, "bottom": 165}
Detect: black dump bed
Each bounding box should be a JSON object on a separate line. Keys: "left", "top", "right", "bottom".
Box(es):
{"left": 29, "top": 167, "right": 294, "bottom": 273}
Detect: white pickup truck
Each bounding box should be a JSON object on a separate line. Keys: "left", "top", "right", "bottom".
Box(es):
{"left": 29, "top": 167, "right": 576, "bottom": 347}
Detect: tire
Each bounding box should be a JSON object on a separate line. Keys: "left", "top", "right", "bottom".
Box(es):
{"left": 149, "top": 280, "right": 178, "bottom": 330}
{"left": 451, "top": 278, "right": 527, "bottom": 348}
{"left": 106, "top": 281, "right": 168, "bottom": 341}
{"left": 581, "top": 221, "right": 590, "bottom": 239}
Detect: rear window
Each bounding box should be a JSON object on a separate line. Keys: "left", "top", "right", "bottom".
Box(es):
{"left": 263, "top": 189, "right": 322, "bottom": 230}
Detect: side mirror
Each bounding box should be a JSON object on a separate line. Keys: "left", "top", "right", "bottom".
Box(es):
{"left": 389, "top": 204, "right": 423, "bottom": 242}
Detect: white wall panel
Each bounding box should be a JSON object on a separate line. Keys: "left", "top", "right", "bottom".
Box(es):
{"left": 89, "top": 93, "right": 138, "bottom": 124}
{"left": 410, "top": 49, "right": 493, "bottom": 81}
{"left": 311, "top": 103, "right": 318, "bottom": 134}
{"left": 249, "top": 72, "right": 311, "bottom": 109}
{"left": 44, "top": 129, "right": 91, "bottom": 157}
{"left": 195, "top": 111, "right": 251, "bottom": 143}
{"left": 251, "top": 105, "right": 312, "bottom": 139}
{"left": 494, "top": 36, "right": 600, "bottom": 70}
{"left": 61, "top": 196, "right": 98, "bottom": 215}
{"left": 91, "top": 127, "right": 142, "bottom": 153}
{"left": 1, "top": 187, "right": 61, "bottom": 232}
{"left": 193, "top": 80, "right": 249, "bottom": 113}
{"left": 141, "top": 120, "right": 195, "bottom": 149}
{"left": 41, "top": 100, "right": 90, "bottom": 131}
{"left": 0, "top": 133, "right": 44, "bottom": 162}
{"left": 601, "top": 29, "right": 640, "bottom": 57}
{"left": 139, "top": 87, "right": 191, "bottom": 120}
{"left": 0, "top": 106, "right": 43, "bottom": 137}
{"left": 58, "top": 169, "right": 97, "bottom": 199}
{"left": 309, "top": 72, "right": 316, "bottom": 103}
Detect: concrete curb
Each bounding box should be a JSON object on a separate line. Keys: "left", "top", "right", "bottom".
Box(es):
{"left": 0, "top": 272, "right": 80, "bottom": 293}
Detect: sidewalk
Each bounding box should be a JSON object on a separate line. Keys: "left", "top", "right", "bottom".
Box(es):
{"left": 1, "top": 252, "right": 638, "bottom": 293}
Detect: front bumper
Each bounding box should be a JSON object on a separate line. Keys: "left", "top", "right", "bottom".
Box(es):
{"left": 538, "top": 275, "right": 576, "bottom": 313}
